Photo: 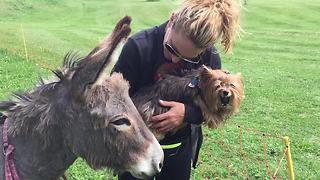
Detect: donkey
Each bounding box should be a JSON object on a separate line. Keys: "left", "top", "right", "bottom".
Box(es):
{"left": 0, "top": 16, "right": 163, "bottom": 180}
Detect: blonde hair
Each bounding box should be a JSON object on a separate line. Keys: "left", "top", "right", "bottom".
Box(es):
{"left": 172, "top": 0, "right": 240, "bottom": 53}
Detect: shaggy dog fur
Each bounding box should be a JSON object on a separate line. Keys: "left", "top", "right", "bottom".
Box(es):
{"left": 132, "top": 65, "right": 245, "bottom": 140}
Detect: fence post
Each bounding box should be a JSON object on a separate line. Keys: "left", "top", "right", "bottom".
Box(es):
{"left": 283, "top": 136, "right": 294, "bottom": 180}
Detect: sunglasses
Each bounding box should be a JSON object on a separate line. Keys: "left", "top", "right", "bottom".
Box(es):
{"left": 165, "top": 42, "right": 201, "bottom": 64}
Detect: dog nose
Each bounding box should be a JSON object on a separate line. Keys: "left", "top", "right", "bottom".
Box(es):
{"left": 223, "top": 90, "right": 229, "bottom": 96}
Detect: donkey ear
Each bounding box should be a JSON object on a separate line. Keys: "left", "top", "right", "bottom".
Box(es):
{"left": 71, "top": 16, "right": 131, "bottom": 95}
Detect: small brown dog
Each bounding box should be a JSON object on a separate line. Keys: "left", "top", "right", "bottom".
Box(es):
{"left": 132, "top": 65, "right": 245, "bottom": 140}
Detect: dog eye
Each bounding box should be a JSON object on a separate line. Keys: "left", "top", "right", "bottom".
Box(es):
{"left": 111, "top": 118, "right": 131, "bottom": 126}
{"left": 215, "top": 81, "right": 222, "bottom": 90}
{"left": 230, "top": 84, "right": 236, "bottom": 88}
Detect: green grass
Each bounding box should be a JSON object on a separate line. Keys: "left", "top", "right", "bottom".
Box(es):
{"left": 0, "top": 0, "right": 319, "bottom": 179}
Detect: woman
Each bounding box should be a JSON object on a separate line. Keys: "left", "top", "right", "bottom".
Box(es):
{"left": 112, "top": 0, "right": 240, "bottom": 179}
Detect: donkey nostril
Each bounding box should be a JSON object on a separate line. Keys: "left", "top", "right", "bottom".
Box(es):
{"left": 223, "top": 90, "right": 229, "bottom": 96}
{"left": 158, "top": 162, "right": 163, "bottom": 171}
{"left": 153, "top": 161, "right": 163, "bottom": 174}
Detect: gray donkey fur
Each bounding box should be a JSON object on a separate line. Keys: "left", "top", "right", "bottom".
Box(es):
{"left": 0, "top": 16, "right": 163, "bottom": 180}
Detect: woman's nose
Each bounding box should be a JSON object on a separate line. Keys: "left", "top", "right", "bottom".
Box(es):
{"left": 171, "top": 55, "right": 180, "bottom": 63}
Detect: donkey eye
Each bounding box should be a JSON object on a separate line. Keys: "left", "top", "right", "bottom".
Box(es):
{"left": 111, "top": 118, "right": 131, "bottom": 126}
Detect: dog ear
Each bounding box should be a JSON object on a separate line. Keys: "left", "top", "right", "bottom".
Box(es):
{"left": 235, "top": 73, "right": 244, "bottom": 87}
{"left": 234, "top": 73, "right": 245, "bottom": 99}
{"left": 202, "top": 65, "right": 211, "bottom": 71}
{"left": 237, "top": 73, "right": 243, "bottom": 78}
{"left": 221, "top": 69, "right": 230, "bottom": 74}
{"left": 199, "top": 65, "right": 213, "bottom": 85}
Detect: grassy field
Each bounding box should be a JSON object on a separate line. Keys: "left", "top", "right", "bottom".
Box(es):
{"left": 0, "top": 0, "right": 319, "bottom": 179}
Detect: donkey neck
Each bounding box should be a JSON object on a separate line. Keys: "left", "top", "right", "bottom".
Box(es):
{"left": 0, "top": 120, "right": 77, "bottom": 180}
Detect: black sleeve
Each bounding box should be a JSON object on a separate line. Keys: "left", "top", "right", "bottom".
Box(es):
{"left": 111, "top": 38, "right": 141, "bottom": 96}
{"left": 210, "top": 50, "right": 221, "bottom": 69}
{"left": 184, "top": 47, "right": 222, "bottom": 125}
{"left": 206, "top": 47, "right": 222, "bottom": 69}
{"left": 184, "top": 103, "right": 203, "bottom": 125}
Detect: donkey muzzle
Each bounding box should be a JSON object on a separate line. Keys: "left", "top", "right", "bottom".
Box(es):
{"left": 129, "top": 138, "right": 164, "bottom": 179}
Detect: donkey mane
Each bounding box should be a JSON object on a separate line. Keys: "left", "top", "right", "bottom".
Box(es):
{"left": 0, "top": 52, "right": 86, "bottom": 146}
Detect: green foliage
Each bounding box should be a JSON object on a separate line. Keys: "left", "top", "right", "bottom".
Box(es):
{"left": 0, "top": 0, "right": 319, "bottom": 179}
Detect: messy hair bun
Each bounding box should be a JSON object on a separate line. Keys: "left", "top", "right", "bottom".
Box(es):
{"left": 172, "top": 0, "right": 240, "bottom": 53}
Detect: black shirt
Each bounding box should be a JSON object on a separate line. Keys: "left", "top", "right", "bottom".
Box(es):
{"left": 111, "top": 22, "right": 221, "bottom": 142}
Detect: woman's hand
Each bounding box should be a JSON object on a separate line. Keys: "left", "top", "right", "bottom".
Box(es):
{"left": 149, "top": 100, "right": 185, "bottom": 133}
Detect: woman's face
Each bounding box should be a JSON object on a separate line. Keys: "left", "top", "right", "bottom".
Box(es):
{"left": 163, "top": 25, "right": 204, "bottom": 64}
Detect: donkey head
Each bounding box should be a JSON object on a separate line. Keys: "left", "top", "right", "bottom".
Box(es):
{"left": 61, "top": 16, "right": 163, "bottom": 178}
{"left": 1, "top": 16, "right": 163, "bottom": 179}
